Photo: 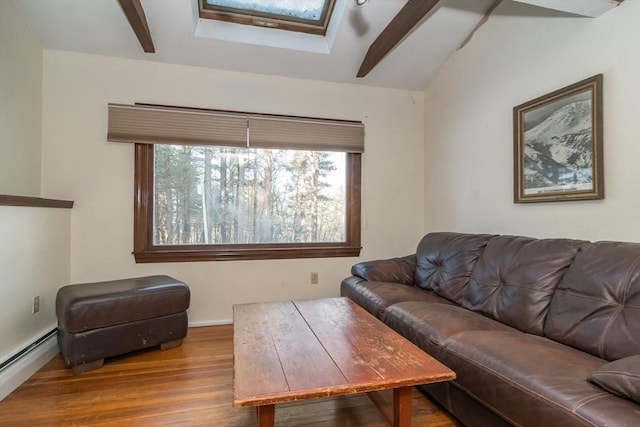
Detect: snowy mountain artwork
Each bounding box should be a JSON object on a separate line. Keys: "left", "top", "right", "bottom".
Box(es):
{"left": 523, "top": 92, "right": 593, "bottom": 194}
{"left": 514, "top": 74, "right": 603, "bottom": 203}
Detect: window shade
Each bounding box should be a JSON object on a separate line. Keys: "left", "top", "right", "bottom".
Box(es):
{"left": 108, "top": 104, "right": 248, "bottom": 147}
{"left": 107, "top": 104, "right": 364, "bottom": 153}
{"left": 248, "top": 115, "right": 364, "bottom": 152}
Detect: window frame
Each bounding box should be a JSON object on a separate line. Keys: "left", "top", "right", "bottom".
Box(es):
{"left": 198, "top": 0, "right": 336, "bottom": 35}
{"left": 133, "top": 143, "right": 361, "bottom": 263}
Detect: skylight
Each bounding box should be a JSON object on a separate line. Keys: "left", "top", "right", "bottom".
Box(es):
{"left": 199, "top": 0, "right": 335, "bottom": 35}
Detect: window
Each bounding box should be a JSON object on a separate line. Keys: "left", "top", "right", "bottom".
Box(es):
{"left": 198, "top": 0, "right": 336, "bottom": 35}
{"left": 108, "top": 104, "right": 363, "bottom": 262}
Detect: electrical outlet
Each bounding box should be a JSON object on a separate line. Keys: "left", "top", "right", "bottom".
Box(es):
{"left": 310, "top": 272, "right": 319, "bottom": 285}
{"left": 32, "top": 295, "right": 40, "bottom": 314}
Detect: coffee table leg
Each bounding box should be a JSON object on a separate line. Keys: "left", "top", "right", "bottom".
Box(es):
{"left": 256, "top": 405, "right": 275, "bottom": 427}
{"left": 393, "top": 387, "right": 412, "bottom": 427}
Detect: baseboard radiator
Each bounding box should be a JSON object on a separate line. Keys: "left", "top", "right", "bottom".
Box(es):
{"left": 0, "top": 328, "right": 59, "bottom": 401}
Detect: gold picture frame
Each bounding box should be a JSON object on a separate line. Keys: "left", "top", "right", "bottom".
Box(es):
{"left": 514, "top": 74, "right": 603, "bottom": 203}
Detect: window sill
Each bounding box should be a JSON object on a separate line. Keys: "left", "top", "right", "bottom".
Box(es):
{"left": 133, "top": 245, "right": 362, "bottom": 263}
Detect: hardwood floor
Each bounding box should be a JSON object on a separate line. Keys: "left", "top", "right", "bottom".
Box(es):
{"left": 0, "top": 326, "right": 461, "bottom": 426}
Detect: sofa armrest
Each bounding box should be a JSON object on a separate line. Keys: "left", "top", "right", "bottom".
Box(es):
{"left": 351, "top": 254, "right": 416, "bottom": 285}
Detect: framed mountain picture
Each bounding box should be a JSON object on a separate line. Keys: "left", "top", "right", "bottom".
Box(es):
{"left": 513, "top": 74, "right": 603, "bottom": 203}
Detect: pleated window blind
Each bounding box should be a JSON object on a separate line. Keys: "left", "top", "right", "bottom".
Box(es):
{"left": 107, "top": 104, "right": 364, "bottom": 153}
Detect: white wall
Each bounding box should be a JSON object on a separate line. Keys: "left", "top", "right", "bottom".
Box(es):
{"left": 0, "top": 2, "right": 71, "bottom": 398}
{"left": 0, "top": 0, "right": 42, "bottom": 196}
{"left": 0, "top": 203, "right": 69, "bottom": 400}
{"left": 41, "top": 51, "right": 425, "bottom": 324}
{"left": 423, "top": 0, "right": 640, "bottom": 242}
{"left": 0, "top": 207, "right": 70, "bottom": 364}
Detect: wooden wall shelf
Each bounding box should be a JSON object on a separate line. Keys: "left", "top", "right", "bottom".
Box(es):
{"left": 0, "top": 194, "right": 74, "bottom": 209}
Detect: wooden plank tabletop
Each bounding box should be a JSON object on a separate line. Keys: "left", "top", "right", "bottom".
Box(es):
{"left": 233, "top": 297, "right": 455, "bottom": 408}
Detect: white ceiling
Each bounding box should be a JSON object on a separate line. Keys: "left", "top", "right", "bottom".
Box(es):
{"left": 12, "top": 0, "right": 497, "bottom": 90}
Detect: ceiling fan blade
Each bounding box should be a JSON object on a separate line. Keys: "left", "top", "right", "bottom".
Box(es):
{"left": 357, "top": 0, "right": 440, "bottom": 78}
{"left": 117, "top": 0, "right": 155, "bottom": 53}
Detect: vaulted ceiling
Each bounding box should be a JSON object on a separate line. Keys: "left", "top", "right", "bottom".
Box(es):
{"left": 13, "top": 0, "right": 622, "bottom": 90}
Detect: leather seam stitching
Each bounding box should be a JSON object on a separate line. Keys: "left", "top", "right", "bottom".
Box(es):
{"left": 448, "top": 381, "right": 523, "bottom": 427}
{"left": 552, "top": 290, "right": 640, "bottom": 310}
{"left": 570, "top": 392, "right": 611, "bottom": 412}
{"left": 445, "top": 345, "right": 596, "bottom": 426}
{"left": 599, "top": 257, "right": 640, "bottom": 357}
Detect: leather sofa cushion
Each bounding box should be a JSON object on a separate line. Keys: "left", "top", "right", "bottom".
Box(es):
{"left": 382, "top": 301, "right": 515, "bottom": 352}
{"left": 340, "top": 277, "right": 451, "bottom": 318}
{"left": 415, "top": 232, "right": 493, "bottom": 304}
{"left": 56, "top": 275, "right": 190, "bottom": 333}
{"left": 544, "top": 241, "right": 640, "bottom": 361}
{"left": 462, "top": 236, "right": 585, "bottom": 335}
{"left": 588, "top": 355, "right": 640, "bottom": 404}
{"left": 440, "top": 331, "right": 640, "bottom": 427}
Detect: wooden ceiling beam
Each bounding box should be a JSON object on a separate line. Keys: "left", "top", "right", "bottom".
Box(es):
{"left": 117, "top": 0, "right": 155, "bottom": 53}
{"left": 357, "top": 0, "right": 440, "bottom": 78}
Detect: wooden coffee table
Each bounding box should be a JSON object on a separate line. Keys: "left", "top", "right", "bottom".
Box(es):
{"left": 233, "top": 297, "right": 455, "bottom": 426}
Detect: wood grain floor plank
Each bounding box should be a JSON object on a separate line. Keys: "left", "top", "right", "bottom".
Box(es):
{"left": 0, "top": 325, "right": 461, "bottom": 426}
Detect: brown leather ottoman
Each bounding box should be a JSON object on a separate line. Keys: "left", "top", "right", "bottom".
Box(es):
{"left": 56, "top": 275, "right": 190, "bottom": 374}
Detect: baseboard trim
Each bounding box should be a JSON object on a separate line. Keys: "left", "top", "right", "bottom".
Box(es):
{"left": 189, "top": 319, "right": 232, "bottom": 327}
{"left": 0, "top": 333, "right": 59, "bottom": 401}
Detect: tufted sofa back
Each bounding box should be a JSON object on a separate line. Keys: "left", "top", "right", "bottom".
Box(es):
{"left": 462, "top": 235, "right": 585, "bottom": 335}
{"left": 416, "top": 233, "right": 640, "bottom": 359}
{"left": 415, "top": 232, "right": 493, "bottom": 304}
{"left": 544, "top": 241, "right": 640, "bottom": 361}
{"left": 416, "top": 232, "right": 588, "bottom": 336}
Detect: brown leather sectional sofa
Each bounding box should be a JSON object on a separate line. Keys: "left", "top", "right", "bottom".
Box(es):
{"left": 341, "top": 232, "right": 640, "bottom": 427}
